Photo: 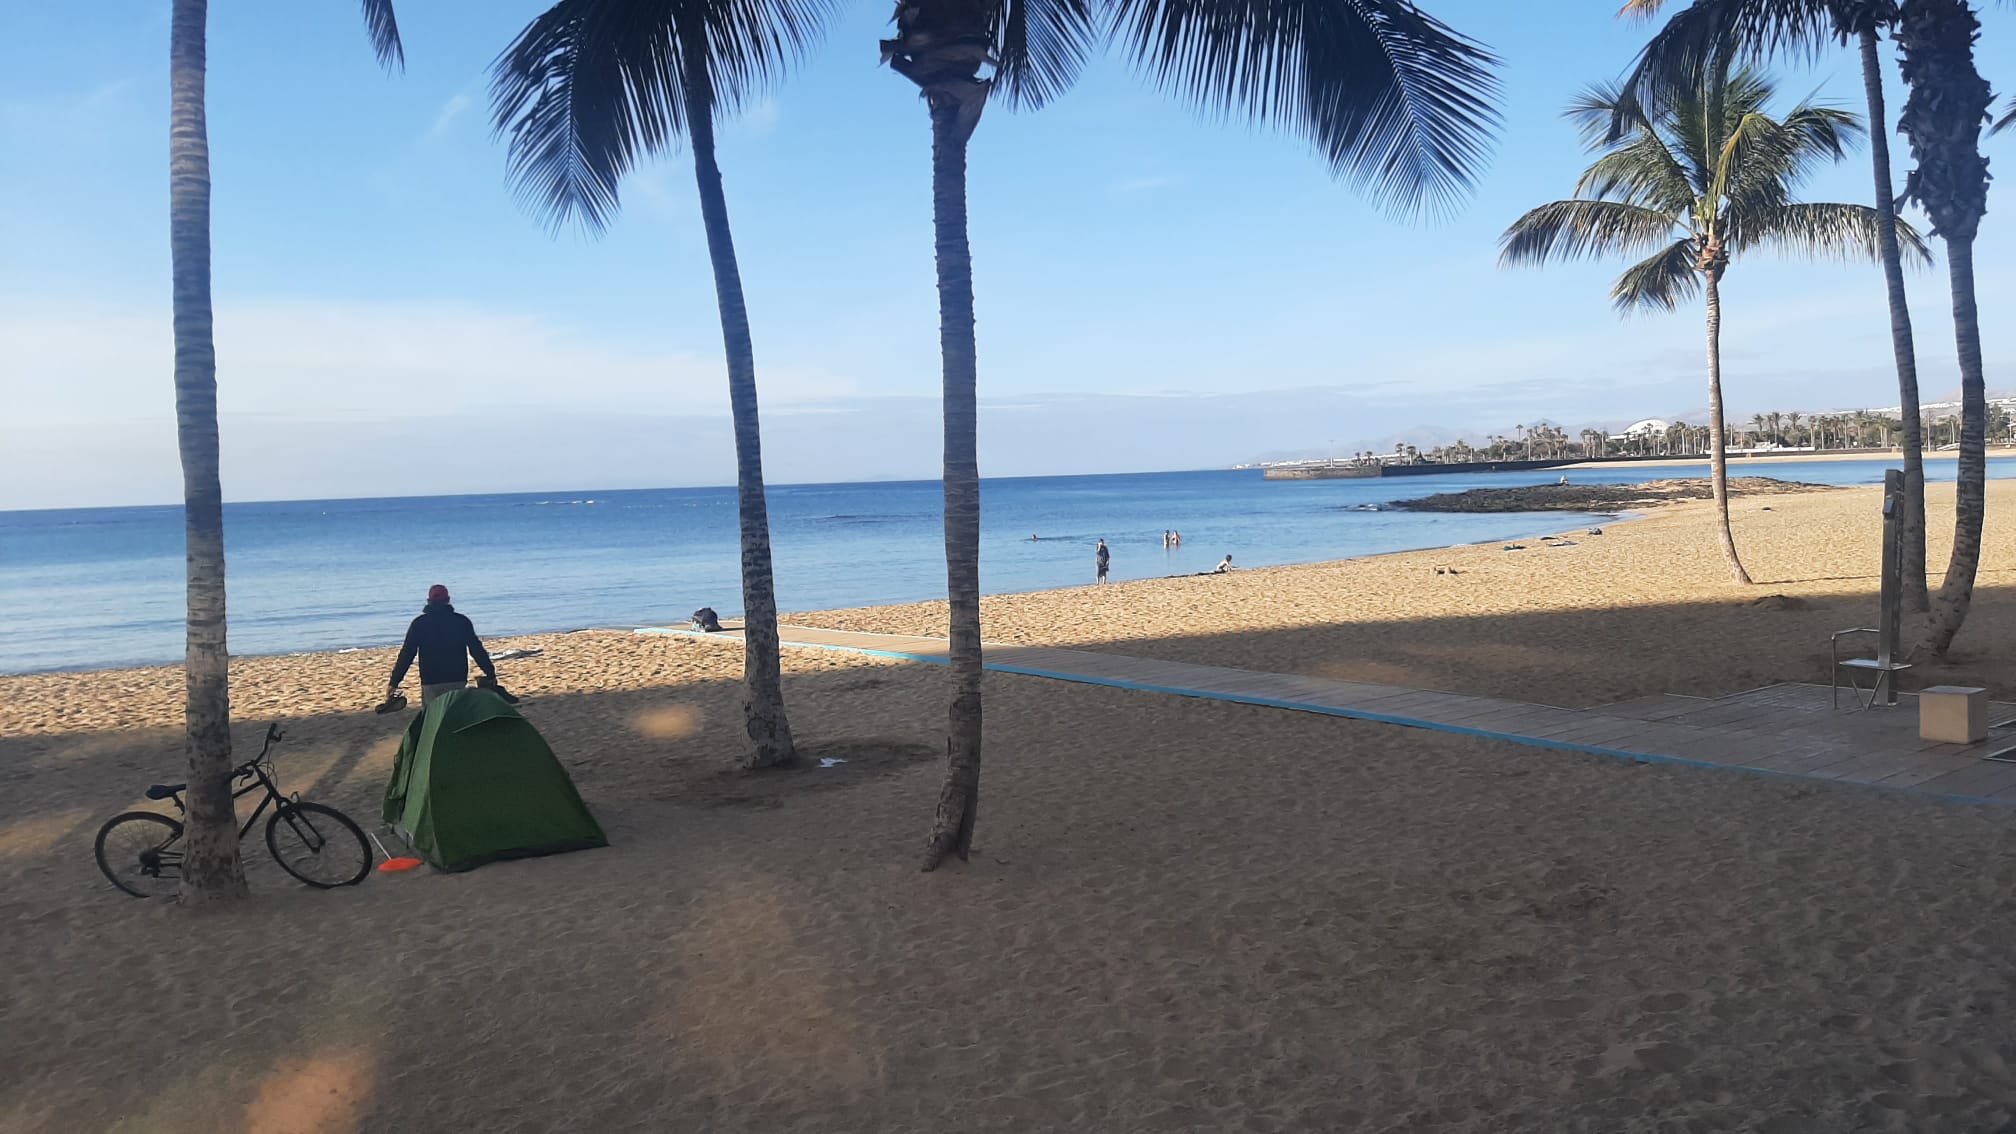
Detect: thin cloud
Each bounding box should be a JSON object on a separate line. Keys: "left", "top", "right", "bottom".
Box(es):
{"left": 0, "top": 77, "right": 140, "bottom": 134}
{"left": 427, "top": 91, "right": 474, "bottom": 139}
{"left": 1108, "top": 174, "right": 1181, "bottom": 196}
{"left": 722, "top": 97, "right": 781, "bottom": 140}
{"left": 0, "top": 294, "right": 860, "bottom": 427}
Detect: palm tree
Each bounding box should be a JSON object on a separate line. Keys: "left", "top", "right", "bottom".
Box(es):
{"left": 168, "top": 0, "right": 403, "bottom": 904}
{"left": 1617, "top": 0, "right": 1934, "bottom": 611}
{"left": 885, "top": 0, "right": 1499, "bottom": 870}
{"left": 1501, "top": 65, "right": 1927, "bottom": 584}
{"left": 1895, "top": 0, "right": 1993, "bottom": 655}
{"left": 490, "top": 0, "right": 829, "bottom": 769}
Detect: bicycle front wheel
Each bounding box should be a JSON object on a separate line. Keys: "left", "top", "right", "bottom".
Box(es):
{"left": 266, "top": 802, "right": 371, "bottom": 888}
{"left": 95, "top": 811, "right": 184, "bottom": 898}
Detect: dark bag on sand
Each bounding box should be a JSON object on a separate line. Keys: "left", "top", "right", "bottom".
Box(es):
{"left": 690, "top": 607, "right": 724, "bottom": 633}
{"left": 476, "top": 676, "right": 521, "bottom": 705}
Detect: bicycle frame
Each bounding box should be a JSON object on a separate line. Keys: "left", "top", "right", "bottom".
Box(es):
{"left": 157, "top": 726, "right": 326, "bottom": 852}
{"left": 225, "top": 763, "right": 290, "bottom": 842}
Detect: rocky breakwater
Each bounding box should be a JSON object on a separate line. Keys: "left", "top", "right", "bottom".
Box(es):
{"left": 1389, "top": 477, "right": 1828, "bottom": 514}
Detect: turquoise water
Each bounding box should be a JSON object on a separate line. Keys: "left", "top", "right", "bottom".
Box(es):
{"left": 3, "top": 459, "right": 2003, "bottom": 673}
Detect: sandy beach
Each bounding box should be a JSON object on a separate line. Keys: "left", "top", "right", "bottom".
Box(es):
{"left": 802, "top": 479, "right": 2016, "bottom": 706}
{"left": 8, "top": 481, "right": 2016, "bottom": 1131}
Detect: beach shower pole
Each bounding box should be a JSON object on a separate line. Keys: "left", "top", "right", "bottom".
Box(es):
{"left": 1879, "top": 469, "right": 1903, "bottom": 706}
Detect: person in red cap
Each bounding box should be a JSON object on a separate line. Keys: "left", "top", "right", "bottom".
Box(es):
{"left": 387, "top": 584, "right": 496, "bottom": 707}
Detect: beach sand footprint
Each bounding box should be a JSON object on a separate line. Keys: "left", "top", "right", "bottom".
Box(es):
{"left": 1638, "top": 991, "right": 1692, "bottom": 1014}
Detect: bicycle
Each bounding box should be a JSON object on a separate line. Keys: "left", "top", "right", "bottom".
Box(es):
{"left": 94, "top": 723, "right": 373, "bottom": 897}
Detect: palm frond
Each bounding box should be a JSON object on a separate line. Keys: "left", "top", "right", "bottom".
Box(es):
{"left": 490, "top": 0, "right": 830, "bottom": 233}
{"left": 1498, "top": 199, "right": 1681, "bottom": 267}
{"left": 1565, "top": 80, "right": 1638, "bottom": 148}
{"left": 1572, "top": 119, "right": 1698, "bottom": 212}
{"left": 361, "top": 0, "right": 405, "bottom": 69}
{"left": 1994, "top": 95, "right": 2016, "bottom": 135}
{"left": 706, "top": 0, "right": 827, "bottom": 95}
{"left": 1608, "top": 0, "right": 1845, "bottom": 142}
{"left": 1109, "top": 0, "right": 1501, "bottom": 214}
{"left": 1773, "top": 100, "right": 1862, "bottom": 160}
{"left": 995, "top": 0, "right": 1096, "bottom": 109}
{"left": 1611, "top": 238, "right": 1701, "bottom": 312}
{"left": 1718, "top": 98, "right": 1861, "bottom": 215}
{"left": 1734, "top": 200, "right": 1932, "bottom": 263}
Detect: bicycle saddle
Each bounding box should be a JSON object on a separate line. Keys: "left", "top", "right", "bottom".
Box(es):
{"left": 145, "top": 783, "right": 186, "bottom": 800}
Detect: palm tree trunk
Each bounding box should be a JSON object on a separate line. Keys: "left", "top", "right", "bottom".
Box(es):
{"left": 1703, "top": 270, "right": 1752, "bottom": 585}
{"left": 1926, "top": 235, "right": 1986, "bottom": 654}
{"left": 169, "top": 0, "right": 247, "bottom": 904}
{"left": 1895, "top": 0, "right": 1992, "bottom": 656}
{"left": 1859, "top": 27, "right": 1930, "bottom": 612}
{"left": 680, "top": 26, "right": 795, "bottom": 769}
{"left": 920, "top": 88, "right": 986, "bottom": 872}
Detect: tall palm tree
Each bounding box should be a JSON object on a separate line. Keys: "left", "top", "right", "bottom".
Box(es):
{"left": 884, "top": 0, "right": 1499, "bottom": 869}
{"left": 1617, "top": 0, "right": 1934, "bottom": 610}
{"left": 169, "top": 0, "right": 404, "bottom": 905}
{"left": 490, "top": 0, "right": 830, "bottom": 769}
{"left": 1894, "top": 0, "right": 1993, "bottom": 654}
{"left": 1501, "top": 65, "right": 1927, "bottom": 584}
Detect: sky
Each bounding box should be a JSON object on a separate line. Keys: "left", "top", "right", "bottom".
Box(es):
{"left": 2, "top": 0, "right": 2013, "bottom": 509}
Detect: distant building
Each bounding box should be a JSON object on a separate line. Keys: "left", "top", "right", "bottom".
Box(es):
{"left": 1620, "top": 418, "right": 1671, "bottom": 438}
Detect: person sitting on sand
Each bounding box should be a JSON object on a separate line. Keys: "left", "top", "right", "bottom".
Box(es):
{"left": 388, "top": 585, "right": 497, "bottom": 707}
{"left": 1095, "top": 539, "right": 1111, "bottom": 584}
{"left": 1214, "top": 554, "right": 1234, "bottom": 573}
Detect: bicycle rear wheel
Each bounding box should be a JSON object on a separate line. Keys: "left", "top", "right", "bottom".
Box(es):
{"left": 266, "top": 802, "right": 371, "bottom": 888}
{"left": 95, "top": 811, "right": 184, "bottom": 898}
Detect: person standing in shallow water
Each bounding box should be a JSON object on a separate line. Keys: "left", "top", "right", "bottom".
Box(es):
{"left": 1095, "top": 539, "right": 1110, "bottom": 584}
{"left": 388, "top": 584, "right": 497, "bottom": 707}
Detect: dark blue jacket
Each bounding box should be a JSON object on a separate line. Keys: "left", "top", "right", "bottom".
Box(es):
{"left": 390, "top": 603, "right": 495, "bottom": 687}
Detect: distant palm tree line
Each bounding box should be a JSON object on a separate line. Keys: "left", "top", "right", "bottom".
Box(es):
{"left": 1360, "top": 405, "right": 2013, "bottom": 467}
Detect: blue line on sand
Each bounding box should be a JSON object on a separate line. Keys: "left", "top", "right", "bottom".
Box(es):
{"left": 634, "top": 626, "right": 2011, "bottom": 810}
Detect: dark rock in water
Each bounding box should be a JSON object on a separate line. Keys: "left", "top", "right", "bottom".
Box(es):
{"left": 1390, "top": 477, "right": 1828, "bottom": 515}
{"left": 690, "top": 607, "right": 724, "bottom": 632}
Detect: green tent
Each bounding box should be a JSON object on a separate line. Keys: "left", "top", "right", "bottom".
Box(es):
{"left": 381, "top": 689, "right": 607, "bottom": 872}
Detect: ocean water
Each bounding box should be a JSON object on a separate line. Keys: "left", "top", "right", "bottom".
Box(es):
{"left": 3, "top": 459, "right": 2003, "bottom": 674}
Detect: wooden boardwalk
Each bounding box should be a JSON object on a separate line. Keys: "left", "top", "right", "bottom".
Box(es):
{"left": 638, "top": 624, "right": 2016, "bottom": 808}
